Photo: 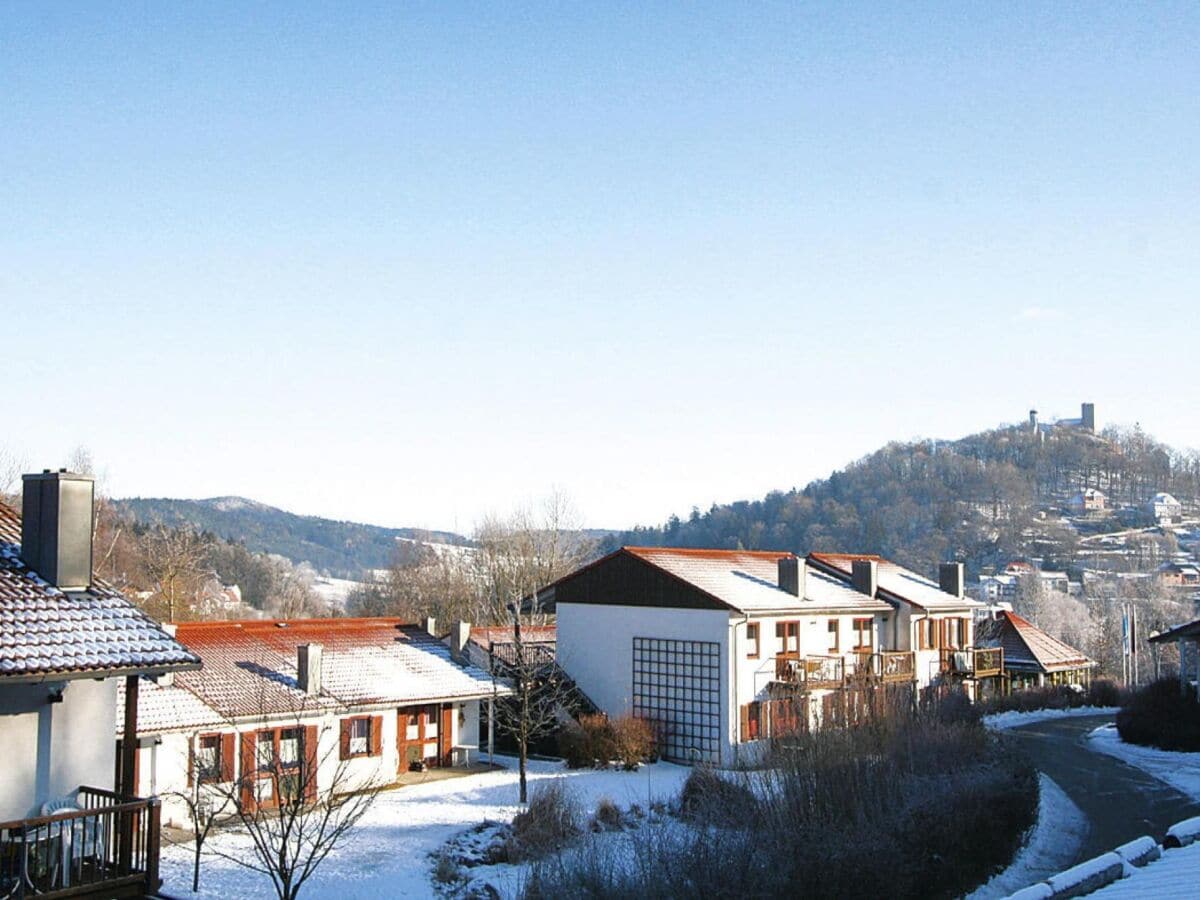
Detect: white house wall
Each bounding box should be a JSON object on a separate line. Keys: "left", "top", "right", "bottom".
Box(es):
{"left": 556, "top": 603, "right": 732, "bottom": 761}
{"left": 139, "top": 700, "right": 480, "bottom": 827}
{"left": 0, "top": 678, "right": 118, "bottom": 820}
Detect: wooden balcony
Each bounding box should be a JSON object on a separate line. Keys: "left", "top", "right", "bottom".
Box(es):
{"left": 866, "top": 650, "right": 917, "bottom": 683}
{"left": 940, "top": 647, "right": 1004, "bottom": 679}
{"left": 0, "top": 786, "right": 161, "bottom": 899}
{"left": 774, "top": 653, "right": 845, "bottom": 690}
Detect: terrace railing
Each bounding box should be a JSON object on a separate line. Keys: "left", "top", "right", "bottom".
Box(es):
{"left": 774, "top": 653, "right": 845, "bottom": 691}
{"left": 940, "top": 647, "right": 1005, "bottom": 679}
{"left": 0, "top": 787, "right": 160, "bottom": 899}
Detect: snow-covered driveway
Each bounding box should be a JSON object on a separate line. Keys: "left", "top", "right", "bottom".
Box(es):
{"left": 159, "top": 756, "right": 691, "bottom": 899}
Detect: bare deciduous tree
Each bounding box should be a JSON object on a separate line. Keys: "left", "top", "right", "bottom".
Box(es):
{"left": 202, "top": 707, "right": 382, "bottom": 900}
{"left": 490, "top": 607, "right": 574, "bottom": 803}
{"left": 140, "top": 523, "right": 212, "bottom": 622}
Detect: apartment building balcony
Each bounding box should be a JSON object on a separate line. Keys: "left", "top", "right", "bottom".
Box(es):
{"left": 774, "top": 653, "right": 845, "bottom": 690}
{"left": 854, "top": 650, "right": 917, "bottom": 684}
{"left": 0, "top": 786, "right": 161, "bottom": 900}
{"left": 940, "top": 647, "right": 1004, "bottom": 679}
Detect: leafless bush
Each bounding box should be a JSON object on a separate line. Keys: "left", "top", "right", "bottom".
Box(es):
{"left": 527, "top": 709, "right": 1036, "bottom": 900}
{"left": 591, "top": 797, "right": 623, "bottom": 831}
{"left": 506, "top": 781, "right": 583, "bottom": 862}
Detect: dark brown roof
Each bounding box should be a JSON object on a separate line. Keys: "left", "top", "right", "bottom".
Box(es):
{"left": 0, "top": 501, "right": 200, "bottom": 681}
{"left": 1148, "top": 617, "right": 1200, "bottom": 644}
{"left": 980, "top": 611, "right": 1095, "bottom": 674}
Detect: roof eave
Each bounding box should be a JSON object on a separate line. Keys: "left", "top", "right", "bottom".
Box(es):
{"left": 1, "top": 659, "right": 202, "bottom": 686}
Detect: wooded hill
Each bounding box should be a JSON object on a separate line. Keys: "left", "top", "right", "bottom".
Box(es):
{"left": 116, "top": 496, "right": 467, "bottom": 578}
{"left": 607, "top": 422, "right": 1200, "bottom": 577}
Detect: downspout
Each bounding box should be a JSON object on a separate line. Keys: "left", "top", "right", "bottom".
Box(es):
{"left": 733, "top": 613, "right": 749, "bottom": 763}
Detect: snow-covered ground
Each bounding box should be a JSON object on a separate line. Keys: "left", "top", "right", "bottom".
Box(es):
{"left": 159, "top": 756, "right": 690, "bottom": 899}
{"left": 1087, "top": 724, "right": 1200, "bottom": 802}
{"left": 1089, "top": 840, "right": 1200, "bottom": 898}
{"left": 982, "top": 706, "right": 1119, "bottom": 732}
{"left": 964, "top": 775, "right": 1087, "bottom": 899}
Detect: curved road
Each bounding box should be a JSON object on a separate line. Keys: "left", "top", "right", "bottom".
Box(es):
{"left": 1006, "top": 714, "right": 1200, "bottom": 864}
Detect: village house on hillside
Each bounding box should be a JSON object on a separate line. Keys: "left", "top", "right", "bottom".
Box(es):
{"left": 114, "top": 618, "right": 505, "bottom": 828}
{"left": 1148, "top": 492, "right": 1184, "bottom": 525}
{"left": 1158, "top": 560, "right": 1200, "bottom": 588}
{"left": 1, "top": 471, "right": 199, "bottom": 898}
{"left": 1067, "top": 487, "right": 1107, "bottom": 514}
{"left": 544, "top": 547, "right": 993, "bottom": 766}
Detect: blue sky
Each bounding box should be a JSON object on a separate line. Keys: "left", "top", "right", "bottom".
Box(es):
{"left": 2, "top": 3, "right": 1198, "bottom": 532}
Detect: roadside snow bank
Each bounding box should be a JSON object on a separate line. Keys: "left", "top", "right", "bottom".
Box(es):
{"left": 964, "top": 775, "right": 1087, "bottom": 899}
{"left": 1090, "top": 839, "right": 1200, "bottom": 897}
{"left": 983, "top": 707, "right": 1119, "bottom": 732}
{"left": 1087, "top": 724, "right": 1200, "bottom": 802}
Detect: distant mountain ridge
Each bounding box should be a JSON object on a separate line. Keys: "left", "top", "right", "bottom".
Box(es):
{"left": 115, "top": 496, "right": 469, "bottom": 578}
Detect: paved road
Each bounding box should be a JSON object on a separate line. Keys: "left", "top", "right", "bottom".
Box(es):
{"left": 1006, "top": 714, "right": 1200, "bottom": 864}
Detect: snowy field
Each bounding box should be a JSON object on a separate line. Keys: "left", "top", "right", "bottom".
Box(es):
{"left": 964, "top": 775, "right": 1087, "bottom": 899}
{"left": 159, "top": 756, "right": 691, "bottom": 899}
{"left": 982, "top": 706, "right": 1119, "bottom": 732}
{"left": 1087, "top": 724, "right": 1200, "bottom": 802}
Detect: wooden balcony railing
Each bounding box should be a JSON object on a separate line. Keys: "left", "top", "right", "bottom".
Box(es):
{"left": 940, "top": 647, "right": 1005, "bottom": 678}
{"left": 0, "top": 786, "right": 160, "bottom": 899}
{"left": 847, "top": 650, "right": 916, "bottom": 683}
{"left": 774, "top": 653, "right": 845, "bottom": 690}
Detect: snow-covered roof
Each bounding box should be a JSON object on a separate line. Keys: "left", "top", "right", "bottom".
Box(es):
{"left": 171, "top": 618, "right": 503, "bottom": 722}
{"left": 979, "top": 611, "right": 1094, "bottom": 673}
{"left": 115, "top": 677, "right": 223, "bottom": 736}
{"left": 622, "top": 547, "right": 891, "bottom": 614}
{"left": 808, "top": 553, "right": 983, "bottom": 612}
{"left": 0, "top": 501, "right": 200, "bottom": 681}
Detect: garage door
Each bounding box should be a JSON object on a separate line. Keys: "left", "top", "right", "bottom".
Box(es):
{"left": 631, "top": 637, "right": 721, "bottom": 764}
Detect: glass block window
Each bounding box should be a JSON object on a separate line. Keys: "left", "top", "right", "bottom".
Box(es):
{"left": 631, "top": 637, "right": 721, "bottom": 764}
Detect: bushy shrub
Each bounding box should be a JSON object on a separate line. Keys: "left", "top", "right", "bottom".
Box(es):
{"left": 610, "top": 716, "right": 654, "bottom": 770}
{"left": 558, "top": 714, "right": 653, "bottom": 769}
{"left": 1117, "top": 678, "right": 1200, "bottom": 751}
{"left": 506, "top": 781, "right": 583, "bottom": 862}
{"left": 558, "top": 714, "right": 614, "bottom": 768}
{"left": 1088, "top": 678, "right": 1124, "bottom": 708}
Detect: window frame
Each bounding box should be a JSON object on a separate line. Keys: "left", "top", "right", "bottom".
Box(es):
{"left": 827, "top": 619, "right": 840, "bottom": 654}
{"left": 196, "top": 733, "right": 222, "bottom": 783}
{"left": 852, "top": 617, "right": 873, "bottom": 652}
{"left": 343, "top": 715, "right": 378, "bottom": 759}
{"left": 746, "top": 622, "right": 760, "bottom": 659}
{"left": 775, "top": 620, "right": 800, "bottom": 655}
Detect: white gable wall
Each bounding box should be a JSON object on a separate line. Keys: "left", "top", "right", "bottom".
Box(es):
{"left": 0, "top": 677, "right": 118, "bottom": 820}
{"left": 556, "top": 602, "right": 733, "bottom": 762}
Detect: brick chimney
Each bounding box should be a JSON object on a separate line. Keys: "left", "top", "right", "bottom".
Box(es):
{"left": 298, "top": 643, "right": 323, "bottom": 695}
{"left": 777, "top": 557, "right": 806, "bottom": 598}
{"left": 21, "top": 469, "right": 95, "bottom": 591}
{"left": 939, "top": 563, "right": 964, "bottom": 600}
{"left": 851, "top": 559, "right": 878, "bottom": 598}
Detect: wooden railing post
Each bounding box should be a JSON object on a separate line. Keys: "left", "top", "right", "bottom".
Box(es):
{"left": 145, "top": 797, "right": 162, "bottom": 894}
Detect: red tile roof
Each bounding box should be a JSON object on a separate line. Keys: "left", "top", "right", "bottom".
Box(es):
{"left": 0, "top": 501, "right": 200, "bottom": 680}
{"left": 172, "top": 617, "right": 500, "bottom": 721}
